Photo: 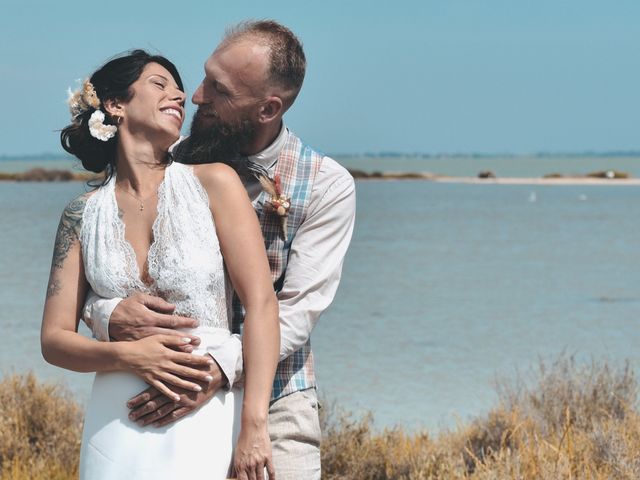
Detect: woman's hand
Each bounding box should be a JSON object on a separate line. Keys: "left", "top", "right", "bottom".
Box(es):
{"left": 118, "top": 334, "right": 215, "bottom": 402}
{"left": 233, "top": 422, "right": 276, "bottom": 480}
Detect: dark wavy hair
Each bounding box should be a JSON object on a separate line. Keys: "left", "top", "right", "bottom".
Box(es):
{"left": 60, "top": 49, "right": 184, "bottom": 183}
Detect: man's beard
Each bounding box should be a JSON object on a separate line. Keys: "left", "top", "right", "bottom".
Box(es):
{"left": 187, "top": 107, "right": 257, "bottom": 164}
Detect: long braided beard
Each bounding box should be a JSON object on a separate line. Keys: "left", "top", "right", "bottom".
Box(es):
{"left": 187, "top": 107, "right": 256, "bottom": 165}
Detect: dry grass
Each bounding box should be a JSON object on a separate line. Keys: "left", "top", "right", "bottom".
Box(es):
{"left": 2, "top": 357, "right": 639, "bottom": 479}
{"left": 0, "top": 373, "right": 82, "bottom": 480}
{"left": 321, "top": 356, "right": 640, "bottom": 479}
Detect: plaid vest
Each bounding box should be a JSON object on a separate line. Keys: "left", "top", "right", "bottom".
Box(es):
{"left": 232, "top": 131, "right": 323, "bottom": 400}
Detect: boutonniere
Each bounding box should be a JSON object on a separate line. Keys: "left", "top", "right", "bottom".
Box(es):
{"left": 258, "top": 173, "right": 291, "bottom": 240}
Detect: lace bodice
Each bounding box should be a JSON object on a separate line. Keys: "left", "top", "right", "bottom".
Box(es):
{"left": 80, "top": 163, "right": 230, "bottom": 329}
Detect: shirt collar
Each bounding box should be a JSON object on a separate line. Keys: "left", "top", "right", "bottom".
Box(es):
{"left": 247, "top": 123, "right": 288, "bottom": 170}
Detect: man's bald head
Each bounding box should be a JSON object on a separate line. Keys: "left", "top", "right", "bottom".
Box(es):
{"left": 220, "top": 20, "right": 306, "bottom": 109}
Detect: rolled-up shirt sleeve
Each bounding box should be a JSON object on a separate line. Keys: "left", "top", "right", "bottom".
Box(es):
{"left": 277, "top": 158, "right": 356, "bottom": 359}
{"left": 204, "top": 334, "right": 243, "bottom": 388}
{"left": 83, "top": 290, "right": 122, "bottom": 342}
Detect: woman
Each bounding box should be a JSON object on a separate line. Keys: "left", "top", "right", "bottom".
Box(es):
{"left": 41, "top": 50, "right": 279, "bottom": 479}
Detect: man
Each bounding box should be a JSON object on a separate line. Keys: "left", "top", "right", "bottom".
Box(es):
{"left": 83, "top": 20, "right": 355, "bottom": 479}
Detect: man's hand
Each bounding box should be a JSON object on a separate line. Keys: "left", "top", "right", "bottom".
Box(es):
{"left": 109, "top": 292, "right": 200, "bottom": 344}
{"left": 127, "top": 358, "right": 228, "bottom": 427}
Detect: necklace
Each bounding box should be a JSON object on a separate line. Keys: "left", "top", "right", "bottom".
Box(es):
{"left": 116, "top": 184, "right": 157, "bottom": 212}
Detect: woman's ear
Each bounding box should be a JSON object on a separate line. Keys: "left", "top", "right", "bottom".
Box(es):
{"left": 258, "top": 96, "right": 283, "bottom": 124}
{"left": 102, "top": 98, "right": 124, "bottom": 120}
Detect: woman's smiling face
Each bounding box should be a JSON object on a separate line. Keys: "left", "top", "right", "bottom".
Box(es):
{"left": 119, "top": 62, "right": 186, "bottom": 145}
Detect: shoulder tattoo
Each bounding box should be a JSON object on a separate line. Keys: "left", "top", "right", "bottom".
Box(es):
{"left": 46, "top": 195, "right": 88, "bottom": 297}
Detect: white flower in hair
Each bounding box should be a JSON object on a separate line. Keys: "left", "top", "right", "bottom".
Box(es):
{"left": 88, "top": 110, "right": 117, "bottom": 141}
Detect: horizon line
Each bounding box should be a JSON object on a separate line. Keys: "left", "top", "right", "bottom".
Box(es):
{"left": 2, "top": 150, "right": 640, "bottom": 161}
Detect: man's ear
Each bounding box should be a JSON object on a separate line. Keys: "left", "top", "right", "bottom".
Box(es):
{"left": 103, "top": 98, "right": 124, "bottom": 119}
{"left": 258, "top": 96, "right": 283, "bottom": 124}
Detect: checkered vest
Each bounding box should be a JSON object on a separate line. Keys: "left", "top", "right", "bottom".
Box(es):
{"left": 232, "top": 131, "right": 323, "bottom": 400}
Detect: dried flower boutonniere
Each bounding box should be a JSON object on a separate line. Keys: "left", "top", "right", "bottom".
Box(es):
{"left": 258, "top": 173, "right": 291, "bottom": 240}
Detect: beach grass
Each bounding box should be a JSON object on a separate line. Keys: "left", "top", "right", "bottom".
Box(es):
{"left": 320, "top": 355, "right": 640, "bottom": 479}
{"left": 0, "top": 372, "right": 82, "bottom": 480}
{"left": 2, "top": 357, "right": 639, "bottom": 479}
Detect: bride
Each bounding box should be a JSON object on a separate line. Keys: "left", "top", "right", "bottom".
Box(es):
{"left": 41, "top": 50, "right": 279, "bottom": 479}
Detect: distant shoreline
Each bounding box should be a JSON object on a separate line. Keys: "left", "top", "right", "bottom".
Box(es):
{"left": 1, "top": 167, "right": 639, "bottom": 185}
{"left": 2, "top": 151, "right": 640, "bottom": 161}
{"left": 349, "top": 169, "right": 640, "bottom": 185}
{"left": 355, "top": 176, "right": 640, "bottom": 185}
{"left": 430, "top": 176, "right": 640, "bottom": 185}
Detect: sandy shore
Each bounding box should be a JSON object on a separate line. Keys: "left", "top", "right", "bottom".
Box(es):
{"left": 431, "top": 176, "right": 640, "bottom": 185}
{"left": 351, "top": 171, "right": 640, "bottom": 185}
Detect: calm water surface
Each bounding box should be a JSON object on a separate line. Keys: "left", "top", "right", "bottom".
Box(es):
{"left": 0, "top": 179, "right": 638, "bottom": 431}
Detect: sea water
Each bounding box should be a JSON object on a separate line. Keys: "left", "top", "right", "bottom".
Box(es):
{"left": 0, "top": 176, "right": 638, "bottom": 431}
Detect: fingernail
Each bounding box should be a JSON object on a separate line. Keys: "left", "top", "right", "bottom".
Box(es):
{"left": 205, "top": 375, "right": 213, "bottom": 382}
{"left": 193, "top": 385, "right": 202, "bottom": 392}
{"left": 207, "top": 359, "right": 214, "bottom": 365}
{"left": 181, "top": 338, "right": 192, "bottom": 343}
{"left": 173, "top": 394, "right": 181, "bottom": 402}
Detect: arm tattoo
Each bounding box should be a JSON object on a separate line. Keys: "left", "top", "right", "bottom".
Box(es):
{"left": 47, "top": 278, "right": 62, "bottom": 298}
{"left": 46, "top": 196, "right": 88, "bottom": 298}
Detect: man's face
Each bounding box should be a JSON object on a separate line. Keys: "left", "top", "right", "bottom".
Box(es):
{"left": 189, "top": 40, "right": 271, "bottom": 162}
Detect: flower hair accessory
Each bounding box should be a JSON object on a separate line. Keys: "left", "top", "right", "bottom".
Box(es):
{"left": 88, "top": 110, "right": 117, "bottom": 142}
{"left": 258, "top": 173, "right": 291, "bottom": 241}
{"left": 67, "top": 79, "right": 101, "bottom": 120}
{"left": 67, "top": 79, "right": 117, "bottom": 141}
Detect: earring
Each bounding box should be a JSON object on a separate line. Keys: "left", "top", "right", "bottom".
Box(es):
{"left": 112, "top": 115, "right": 122, "bottom": 126}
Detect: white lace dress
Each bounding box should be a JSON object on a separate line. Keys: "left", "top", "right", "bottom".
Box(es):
{"left": 79, "top": 162, "right": 241, "bottom": 479}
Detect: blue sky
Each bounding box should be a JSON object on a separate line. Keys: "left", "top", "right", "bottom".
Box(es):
{"left": 1, "top": 0, "right": 639, "bottom": 155}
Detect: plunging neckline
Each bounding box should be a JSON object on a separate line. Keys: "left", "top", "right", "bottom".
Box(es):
{"left": 111, "top": 166, "right": 169, "bottom": 290}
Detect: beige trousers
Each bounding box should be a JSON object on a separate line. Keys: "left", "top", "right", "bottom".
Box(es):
{"left": 268, "top": 388, "right": 322, "bottom": 480}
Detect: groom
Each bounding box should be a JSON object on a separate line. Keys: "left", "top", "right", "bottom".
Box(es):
{"left": 83, "top": 20, "right": 355, "bottom": 479}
